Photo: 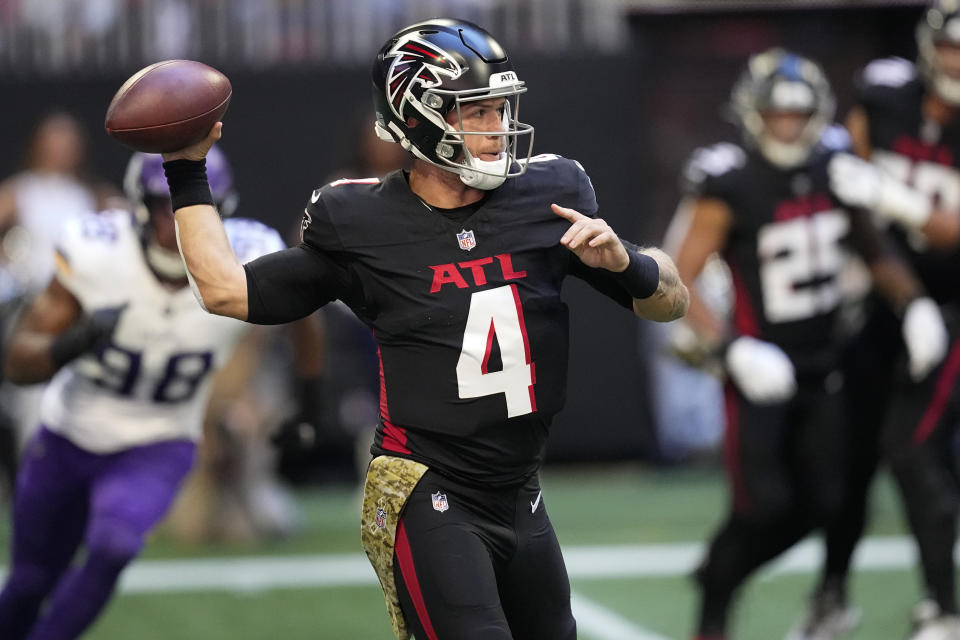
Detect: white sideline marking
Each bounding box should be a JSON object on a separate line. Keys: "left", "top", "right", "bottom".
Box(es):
{"left": 0, "top": 535, "right": 933, "bottom": 595}
{"left": 571, "top": 591, "right": 674, "bottom": 640}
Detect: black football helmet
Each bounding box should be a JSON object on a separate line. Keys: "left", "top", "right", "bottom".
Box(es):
{"left": 371, "top": 19, "right": 534, "bottom": 190}
{"left": 730, "top": 49, "right": 835, "bottom": 169}
{"left": 918, "top": 0, "right": 960, "bottom": 105}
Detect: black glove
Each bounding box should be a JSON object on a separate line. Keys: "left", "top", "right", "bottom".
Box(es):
{"left": 50, "top": 305, "right": 125, "bottom": 368}
{"left": 272, "top": 376, "right": 325, "bottom": 453}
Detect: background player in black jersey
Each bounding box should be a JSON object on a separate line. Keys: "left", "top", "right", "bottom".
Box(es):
{"left": 667, "top": 48, "right": 947, "bottom": 640}
{"left": 800, "top": 3, "right": 960, "bottom": 638}
{"left": 152, "top": 18, "right": 689, "bottom": 640}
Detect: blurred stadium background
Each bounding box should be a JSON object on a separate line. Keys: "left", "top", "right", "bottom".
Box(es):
{"left": 0, "top": 0, "right": 944, "bottom": 638}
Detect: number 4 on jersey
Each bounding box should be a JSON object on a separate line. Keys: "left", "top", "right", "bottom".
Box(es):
{"left": 456, "top": 284, "right": 536, "bottom": 417}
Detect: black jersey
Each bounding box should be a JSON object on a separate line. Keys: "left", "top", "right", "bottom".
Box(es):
{"left": 681, "top": 132, "right": 874, "bottom": 375}
{"left": 298, "top": 156, "right": 633, "bottom": 487}
{"left": 856, "top": 57, "right": 960, "bottom": 307}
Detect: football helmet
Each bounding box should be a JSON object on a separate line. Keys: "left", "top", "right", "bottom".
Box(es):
{"left": 918, "top": 0, "right": 960, "bottom": 105}
{"left": 123, "top": 145, "right": 236, "bottom": 280}
{"left": 371, "top": 18, "right": 534, "bottom": 190}
{"left": 730, "top": 49, "right": 835, "bottom": 169}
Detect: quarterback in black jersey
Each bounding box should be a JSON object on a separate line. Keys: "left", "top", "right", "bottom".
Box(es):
{"left": 158, "top": 19, "right": 688, "bottom": 640}
{"left": 668, "top": 49, "right": 945, "bottom": 640}
{"left": 811, "top": 3, "right": 960, "bottom": 637}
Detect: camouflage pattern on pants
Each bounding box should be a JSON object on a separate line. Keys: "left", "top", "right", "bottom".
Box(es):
{"left": 361, "top": 455, "right": 429, "bottom": 640}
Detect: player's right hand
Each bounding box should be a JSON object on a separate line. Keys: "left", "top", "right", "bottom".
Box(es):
{"left": 161, "top": 122, "right": 222, "bottom": 163}
{"left": 724, "top": 336, "right": 796, "bottom": 404}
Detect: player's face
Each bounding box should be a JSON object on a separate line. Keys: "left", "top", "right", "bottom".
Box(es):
{"left": 446, "top": 97, "right": 507, "bottom": 162}
{"left": 761, "top": 110, "right": 812, "bottom": 144}
{"left": 936, "top": 43, "right": 960, "bottom": 80}
{"left": 145, "top": 196, "right": 178, "bottom": 252}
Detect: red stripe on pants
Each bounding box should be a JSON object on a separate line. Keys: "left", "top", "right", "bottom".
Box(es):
{"left": 395, "top": 520, "right": 439, "bottom": 640}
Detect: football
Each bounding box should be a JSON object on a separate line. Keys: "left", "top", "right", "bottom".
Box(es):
{"left": 105, "top": 59, "right": 231, "bottom": 153}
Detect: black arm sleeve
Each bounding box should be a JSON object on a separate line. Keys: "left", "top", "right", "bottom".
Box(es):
{"left": 567, "top": 239, "right": 645, "bottom": 310}
{"left": 244, "top": 245, "right": 346, "bottom": 325}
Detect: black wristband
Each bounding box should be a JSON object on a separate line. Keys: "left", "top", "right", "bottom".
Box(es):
{"left": 613, "top": 249, "right": 660, "bottom": 299}
{"left": 162, "top": 158, "right": 214, "bottom": 211}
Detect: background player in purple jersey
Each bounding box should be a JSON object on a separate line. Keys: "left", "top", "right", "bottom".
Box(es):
{"left": 157, "top": 17, "right": 688, "bottom": 640}
{"left": 0, "top": 148, "right": 299, "bottom": 640}
{"left": 667, "top": 49, "right": 947, "bottom": 640}
{"left": 803, "top": 2, "right": 960, "bottom": 637}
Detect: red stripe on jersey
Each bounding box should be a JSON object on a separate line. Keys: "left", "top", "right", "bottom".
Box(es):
{"left": 723, "top": 383, "right": 749, "bottom": 514}
{"left": 509, "top": 284, "right": 537, "bottom": 412}
{"left": 395, "top": 520, "right": 439, "bottom": 640}
{"left": 382, "top": 420, "right": 410, "bottom": 455}
{"left": 528, "top": 362, "right": 537, "bottom": 413}
{"left": 509, "top": 284, "right": 532, "bottom": 361}
{"left": 481, "top": 319, "right": 496, "bottom": 375}
{"left": 376, "top": 341, "right": 411, "bottom": 454}
{"left": 728, "top": 262, "right": 760, "bottom": 338}
{"left": 913, "top": 337, "right": 960, "bottom": 445}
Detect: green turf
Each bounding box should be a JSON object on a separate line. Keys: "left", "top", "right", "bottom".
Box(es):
{"left": 0, "top": 465, "right": 932, "bottom": 639}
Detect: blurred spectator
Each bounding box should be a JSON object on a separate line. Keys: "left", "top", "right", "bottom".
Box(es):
{"left": 0, "top": 111, "right": 119, "bottom": 295}
{"left": 0, "top": 112, "right": 120, "bottom": 497}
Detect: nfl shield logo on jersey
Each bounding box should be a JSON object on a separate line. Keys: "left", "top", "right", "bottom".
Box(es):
{"left": 375, "top": 507, "right": 387, "bottom": 529}
{"left": 456, "top": 229, "right": 476, "bottom": 251}
{"left": 431, "top": 491, "right": 449, "bottom": 513}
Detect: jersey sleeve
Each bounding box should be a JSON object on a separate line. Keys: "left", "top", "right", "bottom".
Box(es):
{"left": 571, "top": 159, "right": 599, "bottom": 216}
{"left": 244, "top": 244, "right": 349, "bottom": 325}
{"left": 679, "top": 143, "right": 746, "bottom": 203}
{"left": 299, "top": 187, "right": 344, "bottom": 252}
{"left": 53, "top": 210, "right": 126, "bottom": 309}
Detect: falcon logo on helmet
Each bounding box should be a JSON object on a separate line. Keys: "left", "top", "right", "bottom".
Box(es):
{"left": 384, "top": 37, "right": 463, "bottom": 118}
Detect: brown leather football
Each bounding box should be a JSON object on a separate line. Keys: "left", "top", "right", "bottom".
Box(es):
{"left": 105, "top": 60, "right": 231, "bottom": 153}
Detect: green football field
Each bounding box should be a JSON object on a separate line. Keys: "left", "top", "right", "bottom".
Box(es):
{"left": 0, "top": 465, "right": 940, "bottom": 639}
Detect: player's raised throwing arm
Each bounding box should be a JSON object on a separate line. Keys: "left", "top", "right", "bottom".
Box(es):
{"left": 162, "top": 125, "right": 339, "bottom": 325}
{"left": 162, "top": 124, "right": 248, "bottom": 319}
{"left": 551, "top": 204, "right": 689, "bottom": 322}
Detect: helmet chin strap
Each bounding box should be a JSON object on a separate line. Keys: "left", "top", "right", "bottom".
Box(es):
{"left": 145, "top": 241, "right": 187, "bottom": 280}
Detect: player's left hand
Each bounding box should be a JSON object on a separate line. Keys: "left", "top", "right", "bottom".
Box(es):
{"left": 552, "top": 204, "right": 629, "bottom": 272}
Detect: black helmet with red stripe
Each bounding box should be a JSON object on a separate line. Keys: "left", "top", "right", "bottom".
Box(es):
{"left": 371, "top": 19, "right": 534, "bottom": 190}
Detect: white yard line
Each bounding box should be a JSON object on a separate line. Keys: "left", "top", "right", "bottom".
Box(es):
{"left": 571, "top": 590, "right": 675, "bottom": 640}
{"left": 0, "top": 535, "right": 931, "bottom": 595}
